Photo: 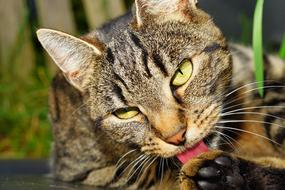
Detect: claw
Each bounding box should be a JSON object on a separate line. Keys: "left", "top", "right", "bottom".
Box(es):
{"left": 197, "top": 181, "right": 219, "bottom": 190}
{"left": 214, "top": 156, "right": 232, "bottom": 167}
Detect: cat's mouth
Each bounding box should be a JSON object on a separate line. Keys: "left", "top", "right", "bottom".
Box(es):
{"left": 176, "top": 140, "right": 209, "bottom": 164}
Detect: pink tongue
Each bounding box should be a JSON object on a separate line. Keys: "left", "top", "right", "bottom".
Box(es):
{"left": 176, "top": 141, "right": 209, "bottom": 164}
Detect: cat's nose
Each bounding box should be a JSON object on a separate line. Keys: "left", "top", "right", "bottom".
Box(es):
{"left": 166, "top": 128, "right": 186, "bottom": 146}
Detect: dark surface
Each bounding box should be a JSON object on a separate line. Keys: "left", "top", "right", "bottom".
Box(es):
{"left": 0, "top": 160, "right": 49, "bottom": 175}
{"left": 0, "top": 160, "right": 103, "bottom": 190}
{"left": 0, "top": 175, "right": 97, "bottom": 190}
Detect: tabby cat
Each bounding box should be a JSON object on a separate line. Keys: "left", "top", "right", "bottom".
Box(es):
{"left": 37, "top": 0, "right": 285, "bottom": 189}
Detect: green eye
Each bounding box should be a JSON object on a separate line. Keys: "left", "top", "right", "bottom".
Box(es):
{"left": 172, "top": 59, "right": 193, "bottom": 86}
{"left": 114, "top": 107, "right": 140, "bottom": 119}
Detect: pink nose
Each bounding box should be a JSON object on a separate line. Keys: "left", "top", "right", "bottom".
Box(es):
{"left": 166, "top": 128, "right": 186, "bottom": 145}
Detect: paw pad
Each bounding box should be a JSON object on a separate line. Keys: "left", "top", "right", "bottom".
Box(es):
{"left": 196, "top": 156, "right": 244, "bottom": 190}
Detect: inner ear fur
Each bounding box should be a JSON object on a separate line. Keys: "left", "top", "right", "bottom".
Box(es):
{"left": 37, "top": 29, "right": 104, "bottom": 91}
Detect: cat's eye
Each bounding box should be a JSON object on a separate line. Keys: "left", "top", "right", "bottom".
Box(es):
{"left": 114, "top": 107, "right": 140, "bottom": 119}
{"left": 172, "top": 59, "right": 193, "bottom": 86}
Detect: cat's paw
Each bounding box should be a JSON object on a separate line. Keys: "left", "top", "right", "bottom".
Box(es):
{"left": 179, "top": 151, "right": 244, "bottom": 190}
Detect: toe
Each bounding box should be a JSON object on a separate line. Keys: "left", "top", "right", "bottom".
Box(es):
{"left": 198, "top": 167, "right": 221, "bottom": 178}
{"left": 226, "top": 175, "right": 244, "bottom": 187}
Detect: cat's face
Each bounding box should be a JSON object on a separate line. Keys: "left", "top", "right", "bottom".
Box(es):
{"left": 37, "top": 0, "right": 232, "bottom": 158}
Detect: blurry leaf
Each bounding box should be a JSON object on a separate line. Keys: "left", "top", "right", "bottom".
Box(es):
{"left": 253, "top": 0, "right": 264, "bottom": 97}
{"left": 279, "top": 34, "right": 285, "bottom": 59}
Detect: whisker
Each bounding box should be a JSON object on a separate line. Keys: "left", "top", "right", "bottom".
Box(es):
{"left": 162, "top": 159, "right": 165, "bottom": 184}
{"left": 210, "top": 142, "right": 234, "bottom": 149}
{"left": 223, "top": 85, "right": 285, "bottom": 109}
{"left": 159, "top": 158, "right": 165, "bottom": 187}
{"left": 127, "top": 155, "right": 148, "bottom": 179}
{"left": 145, "top": 156, "right": 158, "bottom": 171}
{"left": 218, "top": 119, "right": 285, "bottom": 129}
{"left": 120, "top": 154, "right": 145, "bottom": 177}
{"left": 225, "top": 80, "right": 275, "bottom": 98}
{"left": 213, "top": 130, "right": 240, "bottom": 152}
{"left": 116, "top": 149, "right": 137, "bottom": 168}
{"left": 114, "top": 150, "right": 137, "bottom": 177}
{"left": 215, "top": 126, "right": 281, "bottom": 146}
{"left": 213, "top": 130, "right": 234, "bottom": 149}
{"left": 127, "top": 155, "right": 150, "bottom": 181}
{"left": 142, "top": 156, "right": 158, "bottom": 180}
{"left": 134, "top": 156, "right": 153, "bottom": 184}
{"left": 222, "top": 105, "right": 285, "bottom": 115}
{"left": 115, "top": 160, "right": 127, "bottom": 176}
{"left": 220, "top": 111, "right": 285, "bottom": 122}
{"left": 165, "top": 158, "right": 170, "bottom": 172}
{"left": 170, "top": 158, "right": 180, "bottom": 169}
{"left": 222, "top": 101, "right": 251, "bottom": 113}
{"left": 71, "top": 102, "right": 89, "bottom": 115}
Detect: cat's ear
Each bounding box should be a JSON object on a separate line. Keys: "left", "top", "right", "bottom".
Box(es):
{"left": 37, "top": 29, "right": 103, "bottom": 91}
{"left": 135, "top": 0, "right": 198, "bottom": 26}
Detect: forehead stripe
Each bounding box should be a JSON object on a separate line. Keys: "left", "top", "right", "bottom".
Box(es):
{"left": 152, "top": 53, "right": 168, "bottom": 77}
{"left": 106, "top": 48, "right": 115, "bottom": 64}
{"left": 112, "top": 83, "right": 128, "bottom": 105}
{"left": 203, "top": 43, "right": 223, "bottom": 53}
{"left": 128, "top": 31, "right": 152, "bottom": 78}
{"left": 113, "top": 72, "right": 130, "bottom": 92}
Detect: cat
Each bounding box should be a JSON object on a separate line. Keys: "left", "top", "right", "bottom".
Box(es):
{"left": 37, "top": 0, "right": 285, "bottom": 189}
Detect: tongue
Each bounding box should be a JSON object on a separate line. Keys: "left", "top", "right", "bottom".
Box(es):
{"left": 176, "top": 141, "right": 209, "bottom": 164}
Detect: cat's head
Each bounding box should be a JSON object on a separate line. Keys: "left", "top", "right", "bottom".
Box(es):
{"left": 37, "top": 0, "right": 232, "bottom": 158}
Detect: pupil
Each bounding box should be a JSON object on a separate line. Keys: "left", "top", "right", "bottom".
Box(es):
{"left": 178, "top": 69, "right": 183, "bottom": 75}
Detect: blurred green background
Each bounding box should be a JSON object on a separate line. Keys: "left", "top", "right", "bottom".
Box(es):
{"left": 0, "top": 0, "right": 284, "bottom": 159}
{"left": 0, "top": 0, "right": 133, "bottom": 159}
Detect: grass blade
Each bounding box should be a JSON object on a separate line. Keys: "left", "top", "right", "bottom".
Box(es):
{"left": 253, "top": 0, "right": 264, "bottom": 97}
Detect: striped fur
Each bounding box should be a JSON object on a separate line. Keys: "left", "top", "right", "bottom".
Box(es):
{"left": 224, "top": 44, "right": 285, "bottom": 157}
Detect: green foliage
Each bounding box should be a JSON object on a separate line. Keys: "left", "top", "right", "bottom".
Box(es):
{"left": 0, "top": 70, "right": 52, "bottom": 158}
{"left": 0, "top": 4, "right": 52, "bottom": 158}
{"left": 279, "top": 34, "right": 285, "bottom": 59}
{"left": 253, "top": 0, "right": 265, "bottom": 97}
{"left": 71, "top": 0, "right": 89, "bottom": 34}
{"left": 0, "top": 0, "right": 134, "bottom": 159}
